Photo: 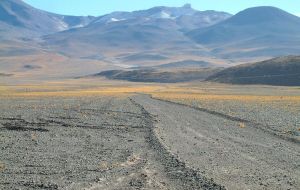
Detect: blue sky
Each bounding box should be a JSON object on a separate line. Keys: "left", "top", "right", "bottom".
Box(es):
{"left": 23, "top": 0, "right": 300, "bottom": 17}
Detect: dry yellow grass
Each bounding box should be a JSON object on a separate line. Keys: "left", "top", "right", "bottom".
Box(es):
{"left": 31, "top": 132, "right": 38, "bottom": 142}
{"left": 0, "top": 86, "right": 6, "bottom": 93}
{"left": 0, "top": 162, "right": 5, "bottom": 172}
{"left": 0, "top": 83, "right": 164, "bottom": 98}
{"left": 98, "top": 161, "right": 110, "bottom": 171}
{"left": 239, "top": 122, "right": 246, "bottom": 128}
{"left": 0, "top": 85, "right": 12, "bottom": 96}
{"left": 1, "top": 80, "right": 299, "bottom": 103}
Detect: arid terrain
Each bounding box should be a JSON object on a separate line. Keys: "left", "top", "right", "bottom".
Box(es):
{"left": 1, "top": 1, "right": 300, "bottom": 189}
{"left": 0, "top": 81, "right": 299, "bottom": 190}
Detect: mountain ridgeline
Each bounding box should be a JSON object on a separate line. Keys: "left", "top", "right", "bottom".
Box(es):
{"left": 0, "top": 0, "right": 95, "bottom": 39}
{"left": 41, "top": 3, "right": 231, "bottom": 57}
{"left": 1, "top": 0, "right": 300, "bottom": 59}
{"left": 187, "top": 6, "right": 300, "bottom": 58}
{"left": 1, "top": 0, "right": 300, "bottom": 86}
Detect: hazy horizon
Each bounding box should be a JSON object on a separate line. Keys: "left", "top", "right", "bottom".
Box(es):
{"left": 23, "top": 0, "right": 300, "bottom": 17}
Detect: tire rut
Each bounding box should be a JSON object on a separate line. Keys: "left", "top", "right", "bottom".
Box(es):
{"left": 129, "top": 97, "right": 226, "bottom": 190}
{"left": 150, "top": 95, "right": 300, "bottom": 144}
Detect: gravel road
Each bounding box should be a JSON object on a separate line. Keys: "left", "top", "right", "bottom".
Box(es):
{"left": 0, "top": 96, "right": 222, "bottom": 190}
{"left": 133, "top": 95, "right": 300, "bottom": 190}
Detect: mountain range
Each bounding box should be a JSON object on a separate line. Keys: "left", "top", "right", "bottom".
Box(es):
{"left": 0, "top": 0, "right": 95, "bottom": 39}
{"left": 1, "top": 0, "right": 300, "bottom": 82}
{"left": 188, "top": 6, "right": 300, "bottom": 58}
{"left": 41, "top": 3, "right": 231, "bottom": 60}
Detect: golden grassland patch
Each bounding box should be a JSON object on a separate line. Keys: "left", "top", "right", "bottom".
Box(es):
{"left": 0, "top": 86, "right": 7, "bottom": 92}
{"left": 0, "top": 85, "right": 12, "bottom": 96}
{"left": 1, "top": 81, "right": 300, "bottom": 102}
{"left": 0, "top": 84, "right": 164, "bottom": 98}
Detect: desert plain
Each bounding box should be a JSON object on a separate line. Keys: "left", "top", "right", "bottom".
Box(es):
{"left": 0, "top": 79, "right": 299, "bottom": 190}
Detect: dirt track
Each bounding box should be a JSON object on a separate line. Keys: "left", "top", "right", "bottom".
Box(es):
{"left": 0, "top": 96, "right": 222, "bottom": 190}
{"left": 133, "top": 95, "right": 300, "bottom": 190}
{"left": 0, "top": 95, "right": 299, "bottom": 189}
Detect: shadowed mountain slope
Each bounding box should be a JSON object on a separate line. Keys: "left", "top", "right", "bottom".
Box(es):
{"left": 207, "top": 56, "right": 300, "bottom": 86}
{"left": 188, "top": 7, "right": 300, "bottom": 58}
{"left": 92, "top": 67, "right": 223, "bottom": 83}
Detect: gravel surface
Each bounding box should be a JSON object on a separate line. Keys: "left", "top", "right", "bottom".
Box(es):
{"left": 0, "top": 96, "right": 222, "bottom": 190}
{"left": 152, "top": 96, "right": 300, "bottom": 140}
{"left": 1, "top": 95, "right": 299, "bottom": 190}
{"left": 133, "top": 95, "right": 300, "bottom": 190}
{"left": 197, "top": 99, "right": 300, "bottom": 139}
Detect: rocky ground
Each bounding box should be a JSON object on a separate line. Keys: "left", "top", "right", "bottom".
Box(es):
{"left": 134, "top": 95, "right": 300, "bottom": 190}
{"left": 0, "top": 94, "right": 299, "bottom": 189}
{"left": 151, "top": 92, "right": 300, "bottom": 141}
{"left": 190, "top": 99, "right": 300, "bottom": 138}
{"left": 0, "top": 96, "right": 222, "bottom": 190}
